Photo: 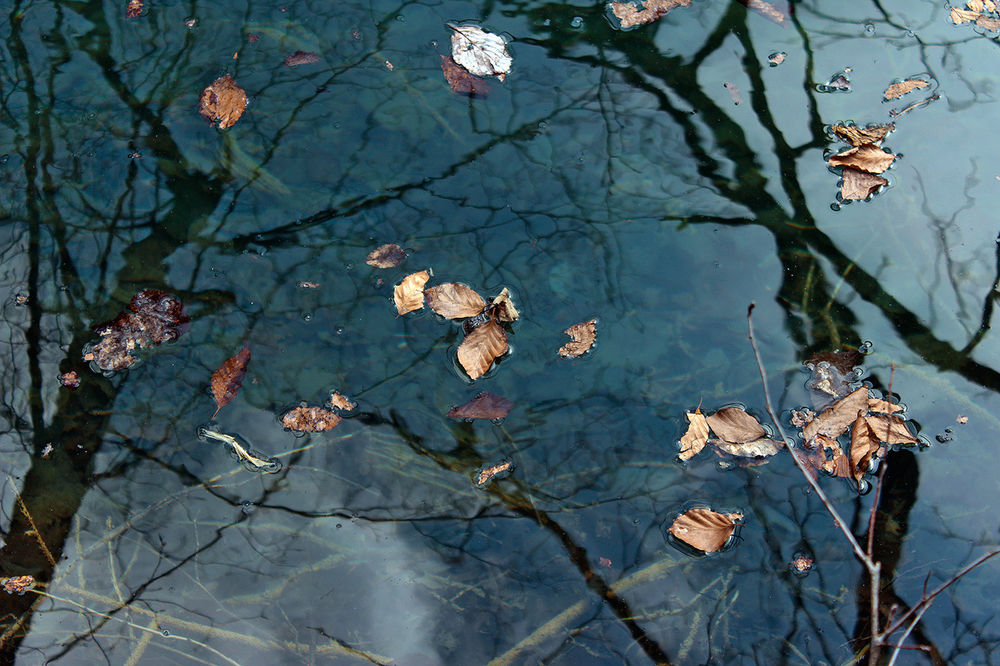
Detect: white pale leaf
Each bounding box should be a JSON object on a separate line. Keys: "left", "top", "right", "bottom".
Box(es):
{"left": 448, "top": 24, "right": 512, "bottom": 81}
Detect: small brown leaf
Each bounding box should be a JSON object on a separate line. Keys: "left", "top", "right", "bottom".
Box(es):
{"left": 284, "top": 50, "right": 321, "bottom": 66}
{"left": 440, "top": 55, "right": 491, "bottom": 98}
{"left": 489, "top": 288, "right": 520, "bottom": 322}
{"left": 952, "top": 7, "right": 982, "bottom": 24}
{"left": 957, "top": 415, "right": 969, "bottom": 424}
{"left": 813, "top": 434, "right": 852, "bottom": 478}
{"left": 366, "top": 243, "right": 407, "bottom": 268}
{"left": 330, "top": 392, "right": 356, "bottom": 411}
{"left": 457, "top": 318, "right": 508, "bottom": 379}
{"left": 198, "top": 75, "right": 247, "bottom": 130}
{"left": 850, "top": 414, "right": 883, "bottom": 485}
{"left": 211, "top": 346, "right": 250, "bottom": 417}
{"left": 475, "top": 459, "right": 513, "bottom": 486}
{"left": 281, "top": 406, "right": 342, "bottom": 432}
{"left": 425, "top": 283, "right": 486, "bottom": 319}
{"left": 706, "top": 407, "right": 766, "bottom": 444}
{"left": 884, "top": 79, "right": 928, "bottom": 100}
{"left": 803, "top": 387, "right": 869, "bottom": 442}
{"left": 558, "top": 319, "right": 596, "bottom": 358}
{"left": 1, "top": 576, "right": 35, "bottom": 595}
{"left": 394, "top": 270, "right": 430, "bottom": 315}
{"left": 742, "top": 0, "right": 786, "bottom": 24}
{"left": 868, "top": 398, "right": 902, "bottom": 414}
{"left": 126, "top": 0, "right": 143, "bottom": 18}
{"left": 712, "top": 437, "right": 783, "bottom": 458}
{"left": 865, "top": 414, "right": 919, "bottom": 445}
{"left": 828, "top": 143, "right": 897, "bottom": 174}
{"left": 831, "top": 123, "right": 894, "bottom": 147}
{"left": 609, "top": 0, "right": 690, "bottom": 28}
{"left": 58, "top": 371, "right": 80, "bottom": 389}
{"left": 841, "top": 167, "right": 888, "bottom": 200}
{"left": 668, "top": 508, "right": 742, "bottom": 553}
{"left": 447, "top": 392, "right": 513, "bottom": 420}
{"left": 679, "top": 408, "right": 710, "bottom": 461}
{"left": 790, "top": 409, "right": 815, "bottom": 428}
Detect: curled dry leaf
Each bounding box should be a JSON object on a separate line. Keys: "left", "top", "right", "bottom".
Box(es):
{"left": 678, "top": 407, "right": 709, "bottom": 461}
{"left": 790, "top": 409, "right": 815, "bottom": 428}
{"left": 425, "top": 283, "right": 486, "bottom": 319}
{"left": 831, "top": 123, "right": 894, "bottom": 147}
{"left": 1, "top": 576, "right": 35, "bottom": 595}
{"left": 330, "top": 392, "right": 356, "bottom": 411}
{"left": 809, "top": 433, "right": 851, "bottom": 478}
{"left": 200, "top": 427, "right": 281, "bottom": 474}
{"left": 211, "top": 346, "right": 251, "bottom": 417}
{"left": 828, "top": 144, "right": 897, "bottom": 174}
{"left": 284, "top": 50, "right": 321, "bottom": 66}
{"left": 88, "top": 290, "right": 189, "bottom": 371}
{"left": 394, "top": 269, "right": 431, "bottom": 315}
{"left": 865, "top": 414, "right": 919, "bottom": 445}
{"left": 609, "top": 0, "right": 690, "bottom": 28}
{"left": 281, "top": 405, "right": 342, "bottom": 432}
{"left": 558, "top": 319, "right": 596, "bottom": 358}
{"left": 841, "top": 167, "right": 887, "bottom": 200}
{"left": 884, "top": 79, "right": 928, "bottom": 100}
{"left": 850, "top": 414, "right": 883, "bottom": 485}
{"left": 198, "top": 75, "right": 247, "bottom": 130}
{"left": 447, "top": 392, "right": 513, "bottom": 420}
{"left": 668, "top": 508, "right": 742, "bottom": 553}
{"left": 705, "top": 407, "right": 766, "bottom": 444}
{"left": 475, "top": 459, "right": 513, "bottom": 486}
{"left": 457, "top": 318, "right": 508, "bottom": 379}
{"left": 489, "top": 288, "right": 519, "bottom": 322}
{"left": 448, "top": 24, "right": 512, "bottom": 81}
{"left": 366, "top": 243, "right": 407, "bottom": 268}
{"left": 712, "top": 437, "right": 783, "bottom": 458}
{"left": 126, "top": 0, "right": 143, "bottom": 18}
{"left": 59, "top": 371, "right": 80, "bottom": 389}
{"left": 440, "top": 55, "right": 491, "bottom": 98}
{"left": 802, "top": 386, "right": 868, "bottom": 442}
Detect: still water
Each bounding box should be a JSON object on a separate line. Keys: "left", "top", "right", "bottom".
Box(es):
{"left": 1, "top": 0, "right": 999, "bottom": 663}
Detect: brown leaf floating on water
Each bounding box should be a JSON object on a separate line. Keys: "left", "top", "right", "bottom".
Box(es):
{"left": 1, "top": 576, "right": 35, "bottom": 595}
{"left": 831, "top": 123, "right": 894, "bottom": 147}
{"left": 330, "top": 392, "right": 356, "bottom": 411}
{"left": 841, "top": 167, "right": 887, "bottom": 200}
{"left": 58, "top": 371, "right": 80, "bottom": 389}
{"left": 440, "top": 55, "right": 491, "bottom": 98}
{"left": 706, "top": 407, "right": 766, "bottom": 444}
{"left": 211, "top": 345, "right": 250, "bottom": 417}
{"left": 850, "top": 414, "right": 883, "bottom": 485}
{"left": 394, "top": 269, "right": 431, "bottom": 315}
{"left": 284, "top": 50, "right": 321, "bottom": 66}
{"left": 281, "top": 405, "right": 342, "bottom": 432}
{"left": 609, "top": 0, "right": 690, "bottom": 29}
{"left": 884, "top": 79, "right": 928, "bottom": 100}
{"left": 790, "top": 409, "right": 814, "bottom": 428}
{"left": 425, "top": 283, "right": 486, "bottom": 319}
{"left": 447, "top": 392, "right": 513, "bottom": 420}
{"left": 126, "top": 0, "right": 143, "bottom": 18}
{"left": 865, "top": 414, "right": 919, "bottom": 445}
{"left": 457, "top": 317, "right": 508, "bottom": 379}
{"left": 475, "top": 459, "right": 513, "bottom": 486}
{"left": 366, "top": 243, "right": 407, "bottom": 268}
{"left": 198, "top": 75, "right": 247, "bottom": 130}
{"left": 828, "top": 143, "right": 897, "bottom": 174}
{"left": 802, "top": 386, "right": 868, "bottom": 443}
{"left": 88, "top": 289, "right": 189, "bottom": 371}
{"left": 712, "top": 437, "right": 783, "bottom": 458}
{"left": 668, "top": 508, "right": 742, "bottom": 553}
{"left": 742, "top": 0, "right": 786, "bottom": 24}
{"left": 558, "top": 319, "right": 596, "bottom": 358}
{"left": 489, "top": 288, "right": 520, "bottom": 322}
{"left": 868, "top": 398, "right": 902, "bottom": 414}
{"left": 679, "top": 407, "right": 709, "bottom": 461}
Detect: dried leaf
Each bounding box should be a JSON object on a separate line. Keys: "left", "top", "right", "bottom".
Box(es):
{"left": 366, "top": 243, "right": 407, "bottom": 268}
{"left": 865, "top": 414, "right": 920, "bottom": 445}
{"left": 475, "top": 459, "right": 513, "bottom": 486}
{"left": 742, "top": 0, "right": 786, "bottom": 25}
{"left": 558, "top": 319, "right": 596, "bottom": 358}
{"left": 284, "top": 50, "right": 321, "bottom": 66}
{"left": 126, "top": 0, "right": 143, "bottom": 18}
{"left": 609, "top": 0, "right": 690, "bottom": 28}
{"left": 425, "top": 283, "right": 486, "bottom": 319}
{"left": 447, "top": 392, "right": 513, "bottom": 420}
{"left": 668, "top": 508, "right": 742, "bottom": 553}
{"left": 976, "top": 14, "right": 1000, "bottom": 29}
{"left": 802, "top": 386, "right": 868, "bottom": 442}
{"left": 850, "top": 414, "right": 883, "bottom": 484}
{"left": 198, "top": 75, "right": 247, "bottom": 130}
{"left": 868, "top": 398, "right": 902, "bottom": 414}
{"left": 448, "top": 24, "right": 512, "bottom": 81}
{"left": 457, "top": 318, "right": 508, "bottom": 379}
{"left": 200, "top": 427, "right": 281, "bottom": 473}
{"left": 394, "top": 270, "right": 430, "bottom": 315}
{"left": 968, "top": 0, "right": 997, "bottom": 12}
{"left": 281, "top": 406, "right": 342, "bottom": 432}
{"left": 884, "top": 79, "right": 928, "bottom": 100}
{"left": 211, "top": 346, "right": 250, "bottom": 417}
{"left": 828, "top": 143, "right": 897, "bottom": 174}
{"left": 88, "top": 290, "right": 189, "bottom": 371}
{"left": 790, "top": 409, "right": 814, "bottom": 428}
{"left": 330, "top": 392, "right": 356, "bottom": 411}
{"left": 706, "top": 407, "right": 766, "bottom": 444}
{"left": 679, "top": 408, "right": 710, "bottom": 461}
{"left": 489, "top": 288, "right": 520, "bottom": 322}
{"left": 440, "top": 55, "right": 491, "bottom": 98}
{"left": 841, "top": 167, "right": 887, "bottom": 200}
{"left": 831, "top": 123, "right": 894, "bottom": 147}
{"left": 814, "top": 434, "right": 852, "bottom": 478}
{"left": 1, "top": 576, "right": 35, "bottom": 595}
{"left": 712, "top": 437, "right": 783, "bottom": 458}
{"left": 952, "top": 7, "right": 982, "bottom": 23}
{"left": 58, "top": 371, "right": 80, "bottom": 389}
{"left": 957, "top": 415, "right": 969, "bottom": 424}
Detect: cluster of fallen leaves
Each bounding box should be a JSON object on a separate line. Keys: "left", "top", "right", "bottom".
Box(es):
{"left": 679, "top": 405, "right": 782, "bottom": 462}
{"left": 608, "top": 0, "right": 784, "bottom": 30}
{"left": 951, "top": 0, "right": 1000, "bottom": 30}
{"left": 440, "top": 24, "right": 511, "bottom": 98}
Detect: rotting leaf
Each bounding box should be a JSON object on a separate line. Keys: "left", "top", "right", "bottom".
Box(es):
{"left": 284, "top": 50, "right": 321, "bottom": 66}
{"left": 790, "top": 409, "right": 815, "bottom": 428}
{"left": 199, "top": 427, "right": 281, "bottom": 474}
{"left": 609, "top": 0, "right": 690, "bottom": 28}
{"left": 425, "top": 283, "right": 486, "bottom": 319}
{"left": 679, "top": 407, "right": 709, "bottom": 461}
{"left": 712, "top": 436, "right": 783, "bottom": 458}
{"left": 558, "top": 319, "right": 596, "bottom": 358}
{"left": 447, "top": 392, "right": 513, "bottom": 420}
{"left": 884, "top": 79, "right": 928, "bottom": 100}
{"left": 831, "top": 123, "right": 894, "bottom": 147}
{"left": 668, "top": 508, "right": 742, "bottom": 554}
{"left": 394, "top": 269, "right": 431, "bottom": 315}
{"left": 475, "top": 459, "right": 513, "bottom": 486}
{"left": 330, "top": 392, "right": 356, "bottom": 411}
{"left": 59, "top": 371, "right": 80, "bottom": 389}
{"left": 441, "top": 55, "right": 491, "bottom": 98}
{"left": 828, "top": 143, "right": 897, "bottom": 174}
{"left": 366, "top": 243, "right": 407, "bottom": 268}
{"left": 198, "top": 75, "right": 247, "bottom": 130}
{"left": 211, "top": 346, "right": 250, "bottom": 418}
{"left": 802, "top": 386, "right": 868, "bottom": 442}
{"left": 126, "top": 0, "right": 143, "bottom": 18}
{"left": 805, "top": 348, "right": 864, "bottom": 375}
{"left": 448, "top": 24, "right": 512, "bottom": 81}
{"left": 1, "top": 576, "right": 35, "bottom": 595}
{"left": 706, "top": 407, "right": 766, "bottom": 444}
{"left": 850, "top": 414, "right": 883, "bottom": 485}
{"left": 841, "top": 167, "right": 887, "bottom": 200}
{"left": 281, "top": 405, "right": 343, "bottom": 432}
{"left": 489, "top": 287, "right": 520, "bottom": 322}
{"left": 865, "top": 414, "right": 920, "bottom": 445}
{"left": 457, "top": 318, "right": 508, "bottom": 379}
{"left": 87, "top": 289, "right": 189, "bottom": 371}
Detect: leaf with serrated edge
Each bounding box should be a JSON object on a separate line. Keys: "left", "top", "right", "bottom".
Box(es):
{"left": 394, "top": 270, "right": 430, "bottom": 315}
{"left": 706, "top": 407, "right": 766, "bottom": 444}
{"left": 425, "top": 283, "right": 485, "bottom": 319}
{"left": 803, "top": 386, "right": 868, "bottom": 442}
{"left": 457, "top": 318, "right": 508, "bottom": 379}
{"left": 679, "top": 408, "right": 709, "bottom": 460}
{"left": 668, "top": 508, "right": 742, "bottom": 553}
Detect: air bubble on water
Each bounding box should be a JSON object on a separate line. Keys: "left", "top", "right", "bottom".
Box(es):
{"left": 858, "top": 341, "right": 874, "bottom": 354}
{"left": 395, "top": 14, "right": 405, "bottom": 21}
{"left": 344, "top": 262, "right": 354, "bottom": 271}
{"left": 241, "top": 501, "right": 257, "bottom": 515}
{"left": 570, "top": 16, "right": 583, "bottom": 28}
{"left": 0, "top": 154, "right": 8, "bottom": 165}
{"left": 162, "top": 630, "right": 170, "bottom": 637}
{"left": 864, "top": 23, "right": 876, "bottom": 35}
{"left": 302, "top": 312, "right": 312, "bottom": 322}
{"left": 335, "top": 327, "right": 344, "bottom": 335}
